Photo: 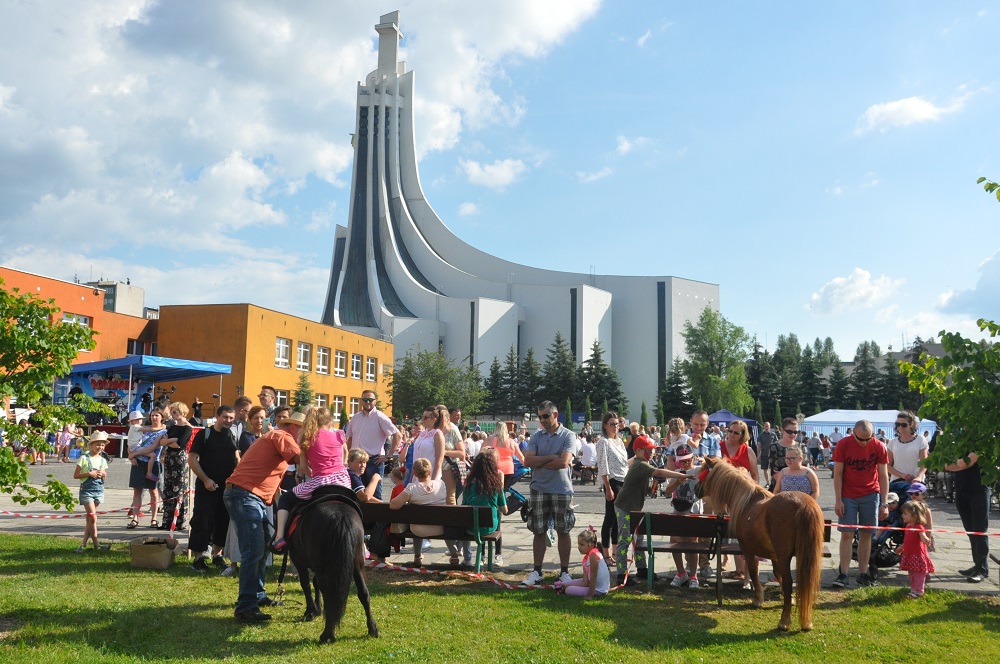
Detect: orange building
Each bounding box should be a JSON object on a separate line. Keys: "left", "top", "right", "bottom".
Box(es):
{"left": 156, "top": 304, "right": 393, "bottom": 416}
{"left": 0, "top": 266, "right": 155, "bottom": 363}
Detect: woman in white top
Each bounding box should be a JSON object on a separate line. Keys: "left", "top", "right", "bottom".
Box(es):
{"left": 596, "top": 412, "right": 629, "bottom": 561}
{"left": 410, "top": 406, "right": 447, "bottom": 483}
{"left": 887, "top": 410, "right": 929, "bottom": 493}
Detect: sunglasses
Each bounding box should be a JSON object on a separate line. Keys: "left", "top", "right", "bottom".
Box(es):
{"left": 894, "top": 422, "right": 908, "bottom": 428}
{"left": 855, "top": 435, "right": 873, "bottom": 442}
{"left": 784, "top": 429, "right": 798, "bottom": 435}
{"left": 361, "top": 398, "right": 375, "bottom": 403}
{"left": 538, "top": 413, "right": 553, "bottom": 420}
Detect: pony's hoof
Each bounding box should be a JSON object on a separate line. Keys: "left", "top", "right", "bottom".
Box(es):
{"left": 801, "top": 624, "right": 813, "bottom": 632}
{"left": 302, "top": 612, "right": 317, "bottom": 622}
{"left": 751, "top": 599, "right": 764, "bottom": 608}
{"left": 777, "top": 623, "right": 790, "bottom": 632}
{"left": 319, "top": 633, "right": 336, "bottom": 644}
{"left": 369, "top": 626, "right": 380, "bottom": 638}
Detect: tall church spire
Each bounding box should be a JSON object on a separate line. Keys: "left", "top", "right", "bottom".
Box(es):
{"left": 375, "top": 11, "right": 402, "bottom": 76}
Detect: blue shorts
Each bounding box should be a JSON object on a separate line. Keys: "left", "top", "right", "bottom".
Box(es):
{"left": 838, "top": 492, "right": 879, "bottom": 533}
{"left": 79, "top": 488, "right": 104, "bottom": 506}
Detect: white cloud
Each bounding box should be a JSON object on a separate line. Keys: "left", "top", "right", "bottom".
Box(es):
{"left": 576, "top": 167, "right": 612, "bottom": 183}
{"left": 807, "top": 268, "right": 904, "bottom": 314}
{"left": 616, "top": 134, "right": 650, "bottom": 156}
{"left": 637, "top": 29, "right": 652, "bottom": 47}
{"left": 937, "top": 248, "right": 1000, "bottom": 320}
{"left": 458, "top": 158, "right": 528, "bottom": 190}
{"left": 458, "top": 202, "right": 479, "bottom": 216}
{"left": 855, "top": 93, "right": 970, "bottom": 134}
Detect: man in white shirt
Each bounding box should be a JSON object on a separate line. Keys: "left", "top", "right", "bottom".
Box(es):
{"left": 345, "top": 390, "right": 401, "bottom": 500}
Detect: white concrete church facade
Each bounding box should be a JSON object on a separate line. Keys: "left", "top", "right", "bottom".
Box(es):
{"left": 322, "top": 11, "right": 720, "bottom": 412}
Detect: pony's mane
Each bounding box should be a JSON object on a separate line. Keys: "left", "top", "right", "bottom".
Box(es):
{"left": 703, "top": 459, "right": 771, "bottom": 522}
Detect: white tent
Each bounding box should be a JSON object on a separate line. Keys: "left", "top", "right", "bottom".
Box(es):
{"left": 802, "top": 409, "right": 937, "bottom": 439}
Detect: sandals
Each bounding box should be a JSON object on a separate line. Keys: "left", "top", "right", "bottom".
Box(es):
{"left": 150, "top": 520, "right": 159, "bottom": 529}
{"left": 126, "top": 519, "right": 138, "bottom": 530}
{"left": 449, "top": 555, "right": 460, "bottom": 566}
{"left": 724, "top": 571, "right": 745, "bottom": 581}
{"left": 906, "top": 591, "right": 924, "bottom": 599}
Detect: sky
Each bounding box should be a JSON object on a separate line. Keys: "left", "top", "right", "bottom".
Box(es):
{"left": 1, "top": 1, "right": 998, "bottom": 364}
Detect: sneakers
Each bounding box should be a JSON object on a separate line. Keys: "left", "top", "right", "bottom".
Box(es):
{"left": 212, "top": 555, "right": 227, "bottom": 570}
{"left": 192, "top": 556, "right": 210, "bottom": 573}
{"left": 493, "top": 554, "right": 504, "bottom": 567}
{"left": 699, "top": 564, "right": 713, "bottom": 580}
{"left": 234, "top": 609, "right": 272, "bottom": 623}
{"left": 857, "top": 572, "right": 878, "bottom": 587}
{"left": 221, "top": 565, "right": 238, "bottom": 577}
{"left": 522, "top": 570, "right": 544, "bottom": 586}
{"left": 689, "top": 577, "right": 700, "bottom": 589}
{"left": 258, "top": 597, "right": 284, "bottom": 608}
{"left": 421, "top": 539, "right": 432, "bottom": 552}
{"left": 831, "top": 572, "right": 849, "bottom": 588}
{"left": 559, "top": 571, "right": 574, "bottom": 585}
{"left": 74, "top": 546, "right": 86, "bottom": 553}
{"left": 958, "top": 566, "right": 977, "bottom": 577}
{"left": 968, "top": 571, "right": 986, "bottom": 583}
{"left": 670, "top": 573, "right": 690, "bottom": 587}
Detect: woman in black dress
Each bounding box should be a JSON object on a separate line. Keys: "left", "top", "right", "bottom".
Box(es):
{"left": 158, "top": 403, "right": 193, "bottom": 531}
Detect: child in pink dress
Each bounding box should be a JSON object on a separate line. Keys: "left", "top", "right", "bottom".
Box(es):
{"left": 272, "top": 407, "right": 350, "bottom": 551}
{"left": 555, "top": 528, "right": 611, "bottom": 598}
{"left": 895, "top": 500, "right": 934, "bottom": 599}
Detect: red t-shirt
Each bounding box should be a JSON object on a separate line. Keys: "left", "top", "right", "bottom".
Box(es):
{"left": 227, "top": 429, "right": 300, "bottom": 505}
{"left": 833, "top": 434, "right": 887, "bottom": 499}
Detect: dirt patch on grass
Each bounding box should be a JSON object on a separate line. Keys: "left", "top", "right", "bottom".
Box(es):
{"left": 0, "top": 615, "right": 22, "bottom": 641}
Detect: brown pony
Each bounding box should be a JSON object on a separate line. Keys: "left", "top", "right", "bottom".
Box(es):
{"left": 696, "top": 458, "right": 823, "bottom": 631}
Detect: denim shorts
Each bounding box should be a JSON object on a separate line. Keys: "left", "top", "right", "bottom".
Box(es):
{"left": 79, "top": 488, "right": 104, "bottom": 506}
{"left": 838, "top": 492, "right": 879, "bottom": 533}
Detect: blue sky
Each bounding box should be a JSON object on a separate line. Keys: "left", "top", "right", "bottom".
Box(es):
{"left": 1, "top": 1, "right": 998, "bottom": 364}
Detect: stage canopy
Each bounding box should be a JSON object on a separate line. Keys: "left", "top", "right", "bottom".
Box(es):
{"left": 70, "top": 355, "right": 231, "bottom": 383}
{"left": 802, "top": 409, "right": 938, "bottom": 438}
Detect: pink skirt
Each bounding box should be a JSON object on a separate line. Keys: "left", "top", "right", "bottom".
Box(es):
{"left": 292, "top": 469, "right": 352, "bottom": 500}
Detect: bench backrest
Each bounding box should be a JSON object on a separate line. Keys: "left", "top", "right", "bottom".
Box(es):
{"left": 360, "top": 502, "right": 496, "bottom": 531}
{"left": 629, "top": 511, "right": 721, "bottom": 539}
{"left": 714, "top": 517, "right": 833, "bottom": 542}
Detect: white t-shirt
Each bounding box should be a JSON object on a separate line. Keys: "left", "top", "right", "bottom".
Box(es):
{"left": 465, "top": 436, "right": 481, "bottom": 458}
{"left": 887, "top": 436, "right": 929, "bottom": 477}
{"left": 399, "top": 479, "right": 447, "bottom": 536}
{"left": 580, "top": 440, "right": 597, "bottom": 466}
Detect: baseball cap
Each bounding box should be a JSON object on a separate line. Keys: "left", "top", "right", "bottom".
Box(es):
{"left": 632, "top": 435, "right": 655, "bottom": 451}
{"left": 907, "top": 482, "right": 927, "bottom": 494}
{"left": 886, "top": 492, "right": 899, "bottom": 504}
{"left": 674, "top": 445, "right": 694, "bottom": 461}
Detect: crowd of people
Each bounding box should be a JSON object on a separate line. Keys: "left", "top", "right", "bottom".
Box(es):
{"left": 50, "top": 390, "right": 992, "bottom": 621}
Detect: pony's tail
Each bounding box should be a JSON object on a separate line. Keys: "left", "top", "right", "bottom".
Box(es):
{"left": 321, "top": 508, "right": 364, "bottom": 631}
{"left": 795, "top": 501, "right": 824, "bottom": 630}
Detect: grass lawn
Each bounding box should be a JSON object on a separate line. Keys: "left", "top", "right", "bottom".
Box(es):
{"left": 1, "top": 533, "right": 998, "bottom": 663}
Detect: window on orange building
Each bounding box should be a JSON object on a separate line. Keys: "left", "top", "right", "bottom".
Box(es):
{"left": 275, "top": 337, "right": 291, "bottom": 368}
{"left": 334, "top": 350, "right": 346, "bottom": 377}
{"left": 316, "top": 347, "right": 330, "bottom": 374}
{"left": 297, "top": 342, "right": 312, "bottom": 371}
{"left": 350, "top": 353, "right": 362, "bottom": 380}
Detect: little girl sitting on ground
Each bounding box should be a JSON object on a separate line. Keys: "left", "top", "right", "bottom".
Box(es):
{"left": 555, "top": 528, "right": 611, "bottom": 598}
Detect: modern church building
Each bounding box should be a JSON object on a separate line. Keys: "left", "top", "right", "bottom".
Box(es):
{"left": 322, "top": 11, "right": 720, "bottom": 411}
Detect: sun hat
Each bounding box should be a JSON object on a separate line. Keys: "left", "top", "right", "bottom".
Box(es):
{"left": 278, "top": 411, "right": 307, "bottom": 427}
{"left": 128, "top": 410, "right": 144, "bottom": 422}
{"left": 674, "top": 444, "right": 694, "bottom": 461}
{"left": 90, "top": 430, "right": 109, "bottom": 442}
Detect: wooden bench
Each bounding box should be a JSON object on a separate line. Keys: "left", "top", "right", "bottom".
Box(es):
{"left": 630, "top": 512, "right": 833, "bottom": 606}
{"left": 360, "top": 502, "right": 500, "bottom": 573}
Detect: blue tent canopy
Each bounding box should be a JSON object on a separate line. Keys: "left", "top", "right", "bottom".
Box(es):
{"left": 708, "top": 409, "right": 760, "bottom": 443}
{"left": 70, "top": 355, "right": 231, "bottom": 383}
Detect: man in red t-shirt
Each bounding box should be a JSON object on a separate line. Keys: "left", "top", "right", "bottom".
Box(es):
{"left": 223, "top": 411, "right": 303, "bottom": 622}
{"left": 831, "top": 419, "right": 889, "bottom": 589}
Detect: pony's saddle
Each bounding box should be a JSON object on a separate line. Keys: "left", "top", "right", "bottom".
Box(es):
{"left": 287, "top": 485, "right": 364, "bottom": 541}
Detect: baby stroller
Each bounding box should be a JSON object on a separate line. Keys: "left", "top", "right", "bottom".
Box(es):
{"left": 852, "top": 511, "right": 904, "bottom": 580}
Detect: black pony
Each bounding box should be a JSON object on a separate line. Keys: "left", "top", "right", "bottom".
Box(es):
{"left": 287, "top": 486, "right": 379, "bottom": 643}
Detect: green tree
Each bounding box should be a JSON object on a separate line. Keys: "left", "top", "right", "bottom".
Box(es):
{"left": 1, "top": 279, "right": 99, "bottom": 509}
{"left": 773, "top": 400, "right": 782, "bottom": 426}
{"left": 292, "top": 373, "right": 315, "bottom": 412}
{"left": 389, "top": 346, "right": 486, "bottom": 418}
{"left": 798, "top": 345, "right": 827, "bottom": 414}
{"left": 583, "top": 395, "right": 593, "bottom": 423}
{"left": 826, "top": 363, "right": 851, "bottom": 409}
{"left": 541, "top": 332, "right": 576, "bottom": 409}
{"left": 681, "top": 307, "right": 753, "bottom": 414}
{"left": 745, "top": 341, "right": 780, "bottom": 418}
{"left": 601, "top": 398, "right": 610, "bottom": 419}
{"left": 902, "top": 319, "right": 1000, "bottom": 484}
{"left": 578, "top": 341, "right": 627, "bottom": 417}
{"left": 772, "top": 333, "right": 802, "bottom": 411}
{"left": 482, "top": 357, "right": 504, "bottom": 417}
{"left": 500, "top": 345, "right": 520, "bottom": 415}
{"left": 849, "top": 341, "right": 882, "bottom": 408}
{"left": 640, "top": 401, "right": 648, "bottom": 427}
{"left": 877, "top": 346, "right": 908, "bottom": 411}
{"left": 517, "top": 347, "right": 543, "bottom": 415}
{"left": 753, "top": 398, "right": 763, "bottom": 424}
{"left": 656, "top": 398, "right": 665, "bottom": 426}
{"left": 659, "top": 356, "right": 692, "bottom": 420}
{"left": 339, "top": 406, "right": 349, "bottom": 429}
{"left": 565, "top": 398, "right": 573, "bottom": 430}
